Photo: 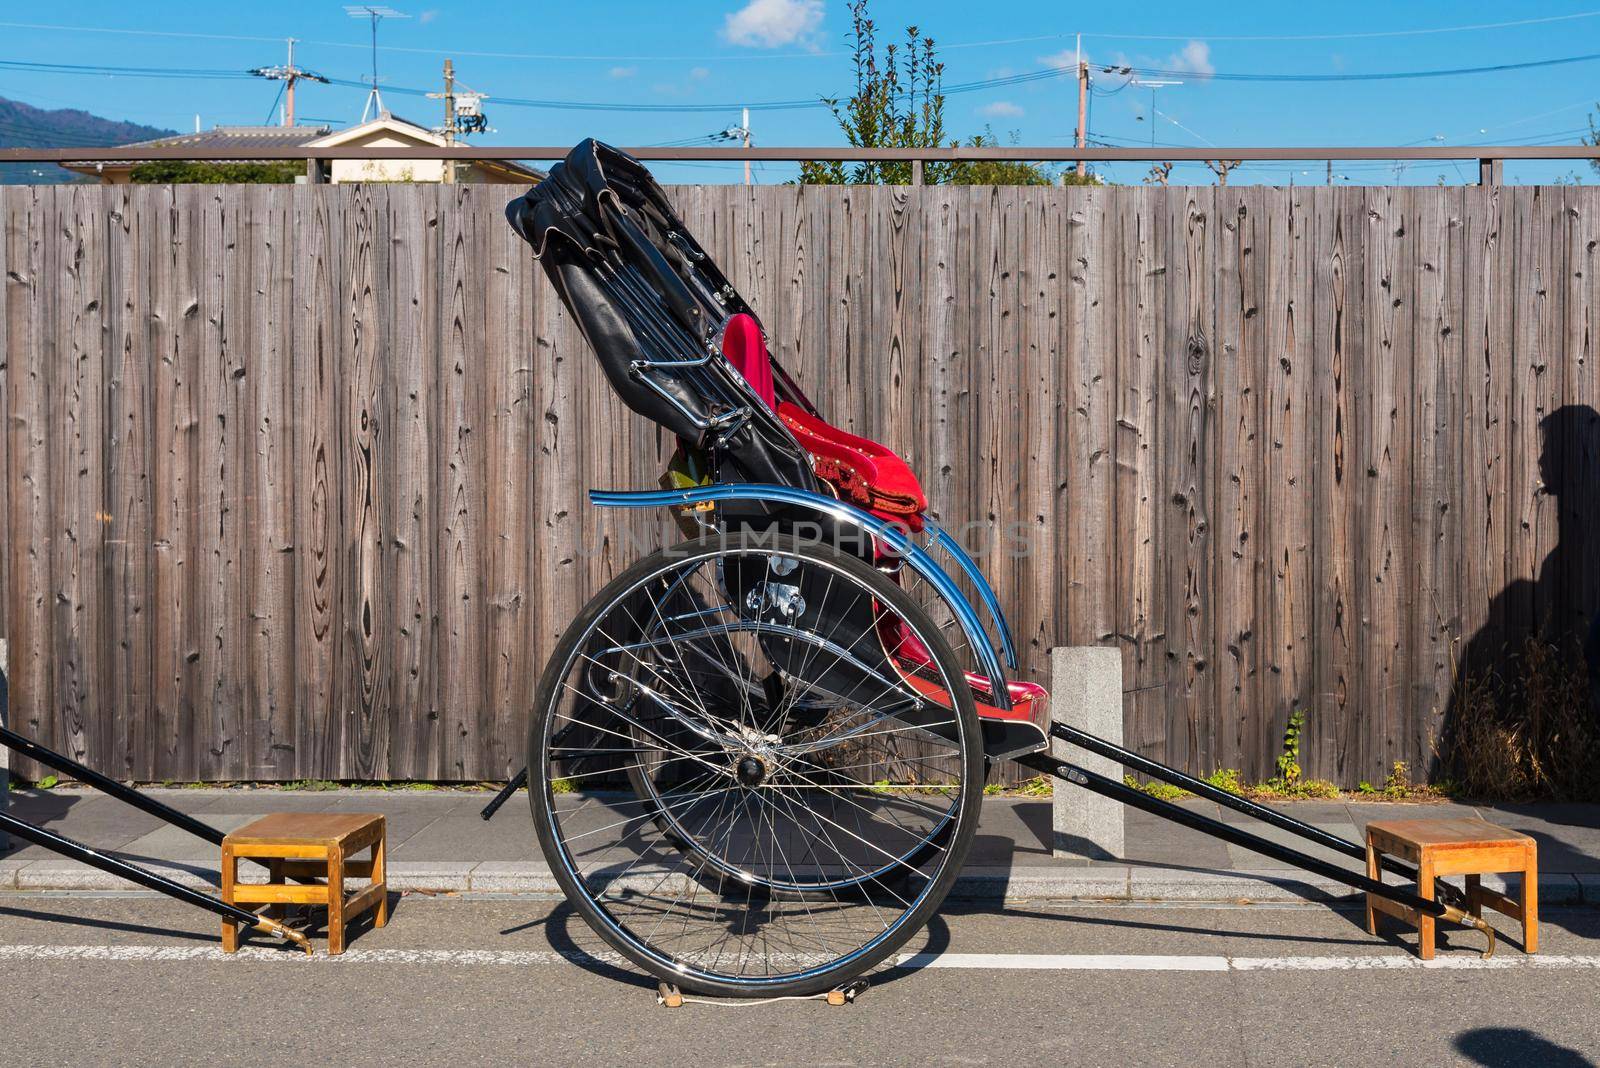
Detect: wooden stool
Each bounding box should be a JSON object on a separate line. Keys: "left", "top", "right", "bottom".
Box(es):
{"left": 1365, "top": 818, "right": 1537, "bottom": 959}
{"left": 221, "top": 813, "right": 387, "bottom": 955}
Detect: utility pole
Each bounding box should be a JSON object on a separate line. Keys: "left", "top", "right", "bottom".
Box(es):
{"left": 1074, "top": 33, "right": 1088, "bottom": 178}
{"left": 248, "top": 38, "right": 328, "bottom": 128}
{"left": 429, "top": 58, "right": 489, "bottom": 184}
{"left": 1326, "top": 159, "right": 1333, "bottom": 185}
{"left": 742, "top": 107, "right": 752, "bottom": 186}
{"left": 442, "top": 59, "right": 456, "bottom": 184}
{"left": 285, "top": 39, "right": 300, "bottom": 127}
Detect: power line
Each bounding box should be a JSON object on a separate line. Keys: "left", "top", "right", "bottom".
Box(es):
{"left": 7, "top": 10, "right": 1600, "bottom": 62}
{"left": 0, "top": 59, "right": 253, "bottom": 80}
{"left": 1125, "top": 51, "right": 1600, "bottom": 83}
{"left": 9, "top": 45, "right": 1600, "bottom": 121}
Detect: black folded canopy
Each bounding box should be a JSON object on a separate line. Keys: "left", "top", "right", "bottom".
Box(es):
{"left": 507, "top": 139, "right": 818, "bottom": 493}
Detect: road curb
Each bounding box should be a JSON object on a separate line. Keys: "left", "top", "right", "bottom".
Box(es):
{"left": 0, "top": 858, "right": 1592, "bottom": 906}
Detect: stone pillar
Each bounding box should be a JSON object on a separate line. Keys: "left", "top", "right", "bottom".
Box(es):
{"left": 1, "top": 637, "right": 9, "bottom": 853}
{"left": 1051, "top": 646, "right": 1124, "bottom": 860}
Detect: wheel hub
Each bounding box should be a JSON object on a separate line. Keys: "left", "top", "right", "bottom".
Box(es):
{"left": 734, "top": 754, "right": 767, "bottom": 787}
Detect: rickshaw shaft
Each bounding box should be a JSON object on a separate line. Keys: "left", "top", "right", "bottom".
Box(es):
{"left": 0, "top": 810, "right": 274, "bottom": 931}
{"left": 1019, "top": 751, "right": 1484, "bottom": 934}
{"left": 0, "top": 724, "right": 227, "bottom": 848}
{"left": 1045, "top": 722, "right": 1460, "bottom": 908}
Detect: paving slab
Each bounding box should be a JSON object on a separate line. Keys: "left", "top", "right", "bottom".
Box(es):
{"left": 1222, "top": 821, "right": 1364, "bottom": 871}
{"left": 1121, "top": 807, "right": 1233, "bottom": 869}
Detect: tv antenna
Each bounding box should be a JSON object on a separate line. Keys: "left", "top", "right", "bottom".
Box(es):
{"left": 1130, "top": 78, "right": 1182, "bottom": 147}
{"left": 249, "top": 39, "right": 329, "bottom": 127}
{"left": 345, "top": 5, "right": 410, "bottom": 122}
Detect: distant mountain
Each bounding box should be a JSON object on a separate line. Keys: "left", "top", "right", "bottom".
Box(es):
{"left": 0, "top": 96, "right": 176, "bottom": 185}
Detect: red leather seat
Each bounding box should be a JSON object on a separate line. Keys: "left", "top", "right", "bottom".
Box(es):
{"left": 720, "top": 313, "right": 777, "bottom": 410}
{"left": 720, "top": 312, "right": 928, "bottom": 530}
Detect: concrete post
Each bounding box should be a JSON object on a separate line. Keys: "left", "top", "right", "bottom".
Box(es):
{"left": 1, "top": 637, "right": 9, "bottom": 853}
{"left": 1051, "top": 646, "right": 1124, "bottom": 860}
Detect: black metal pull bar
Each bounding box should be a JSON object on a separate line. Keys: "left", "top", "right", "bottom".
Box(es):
{"left": 1046, "top": 722, "right": 1466, "bottom": 910}
{"left": 1018, "top": 750, "right": 1495, "bottom": 957}
{"left": 0, "top": 725, "right": 227, "bottom": 847}
{"left": 0, "top": 810, "right": 310, "bottom": 953}
{"left": 480, "top": 767, "right": 527, "bottom": 821}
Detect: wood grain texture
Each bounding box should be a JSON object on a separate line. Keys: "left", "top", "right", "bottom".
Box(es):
{"left": 2, "top": 183, "right": 1593, "bottom": 785}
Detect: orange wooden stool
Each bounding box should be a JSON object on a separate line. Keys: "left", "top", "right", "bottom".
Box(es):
{"left": 1365, "top": 818, "right": 1537, "bottom": 959}
{"left": 221, "top": 813, "right": 387, "bottom": 955}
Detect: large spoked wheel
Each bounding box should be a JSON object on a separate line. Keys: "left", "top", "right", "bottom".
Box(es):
{"left": 530, "top": 530, "right": 983, "bottom": 998}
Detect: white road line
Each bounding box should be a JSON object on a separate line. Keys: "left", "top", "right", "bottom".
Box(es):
{"left": 0, "top": 945, "right": 1597, "bottom": 971}
{"left": 897, "top": 952, "right": 1227, "bottom": 971}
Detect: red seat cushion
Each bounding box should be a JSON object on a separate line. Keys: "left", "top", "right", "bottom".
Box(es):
{"left": 777, "top": 402, "right": 927, "bottom": 530}
{"left": 879, "top": 613, "right": 1047, "bottom": 723}
{"left": 720, "top": 313, "right": 776, "bottom": 411}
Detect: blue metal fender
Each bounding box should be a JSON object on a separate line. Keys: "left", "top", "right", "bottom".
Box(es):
{"left": 588, "top": 483, "right": 1014, "bottom": 710}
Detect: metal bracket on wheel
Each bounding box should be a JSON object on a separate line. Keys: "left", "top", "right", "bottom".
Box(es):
{"left": 828, "top": 978, "right": 869, "bottom": 1006}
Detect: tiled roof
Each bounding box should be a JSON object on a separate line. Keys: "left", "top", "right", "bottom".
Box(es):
{"left": 116, "top": 125, "right": 333, "bottom": 151}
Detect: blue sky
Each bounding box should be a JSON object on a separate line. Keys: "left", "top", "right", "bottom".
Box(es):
{"left": 5, "top": 0, "right": 1600, "bottom": 184}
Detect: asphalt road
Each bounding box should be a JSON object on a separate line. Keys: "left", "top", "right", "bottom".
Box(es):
{"left": 0, "top": 892, "right": 1596, "bottom": 1067}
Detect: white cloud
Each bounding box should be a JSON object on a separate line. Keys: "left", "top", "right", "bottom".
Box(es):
{"left": 1165, "top": 40, "right": 1214, "bottom": 79}
{"left": 417, "top": 9, "right": 438, "bottom": 24}
{"left": 689, "top": 66, "right": 710, "bottom": 80}
{"left": 722, "top": 0, "right": 824, "bottom": 48}
{"left": 1040, "top": 48, "right": 1086, "bottom": 71}
{"left": 979, "top": 101, "right": 1024, "bottom": 118}
{"left": 609, "top": 66, "right": 638, "bottom": 79}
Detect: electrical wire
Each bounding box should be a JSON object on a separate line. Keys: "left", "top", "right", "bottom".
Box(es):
{"left": 7, "top": 10, "right": 1599, "bottom": 61}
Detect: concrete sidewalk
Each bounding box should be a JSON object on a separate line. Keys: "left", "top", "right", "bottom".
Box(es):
{"left": 2, "top": 786, "right": 1597, "bottom": 905}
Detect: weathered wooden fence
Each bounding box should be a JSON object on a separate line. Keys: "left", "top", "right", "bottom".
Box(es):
{"left": 2, "top": 182, "right": 1595, "bottom": 785}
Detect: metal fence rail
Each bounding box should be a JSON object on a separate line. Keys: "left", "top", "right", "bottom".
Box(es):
{"left": 4, "top": 144, "right": 1600, "bottom": 183}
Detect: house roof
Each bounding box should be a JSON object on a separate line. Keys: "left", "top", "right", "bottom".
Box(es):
{"left": 59, "top": 125, "right": 333, "bottom": 173}
{"left": 304, "top": 113, "right": 545, "bottom": 182}
{"left": 61, "top": 115, "right": 545, "bottom": 183}
{"left": 108, "top": 125, "right": 332, "bottom": 152}
{"left": 303, "top": 112, "right": 439, "bottom": 148}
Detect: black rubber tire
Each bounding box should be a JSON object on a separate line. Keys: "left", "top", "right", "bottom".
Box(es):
{"left": 529, "top": 531, "right": 984, "bottom": 998}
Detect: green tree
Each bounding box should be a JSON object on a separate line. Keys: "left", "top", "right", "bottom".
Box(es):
{"left": 130, "top": 161, "right": 301, "bottom": 184}
{"left": 800, "top": 1, "right": 945, "bottom": 185}
{"left": 800, "top": 0, "right": 1066, "bottom": 187}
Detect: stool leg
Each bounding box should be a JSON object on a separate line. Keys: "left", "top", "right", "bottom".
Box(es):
{"left": 327, "top": 850, "right": 346, "bottom": 956}
{"left": 1523, "top": 844, "right": 1539, "bottom": 954}
{"left": 1417, "top": 856, "right": 1436, "bottom": 961}
{"left": 267, "top": 859, "right": 285, "bottom": 921}
{"left": 221, "top": 843, "right": 239, "bottom": 954}
{"left": 1365, "top": 838, "right": 1380, "bottom": 936}
{"left": 1465, "top": 874, "right": 1482, "bottom": 918}
{"left": 372, "top": 834, "right": 388, "bottom": 929}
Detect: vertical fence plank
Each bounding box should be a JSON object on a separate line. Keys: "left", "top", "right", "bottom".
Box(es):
{"left": 5, "top": 188, "right": 53, "bottom": 765}
{"left": 103, "top": 185, "right": 153, "bottom": 778}
{"left": 291, "top": 184, "right": 343, "bottom": 779}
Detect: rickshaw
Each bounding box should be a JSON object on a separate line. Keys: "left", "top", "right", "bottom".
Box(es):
{"left": 0, "top": 140, "right": 1492, "bottom": 991}
{"left": 485, "top": 140, "right": 1496, "bottom": 998}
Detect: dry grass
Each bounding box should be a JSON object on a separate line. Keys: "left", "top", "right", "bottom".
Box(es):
{"left": 1441, "top": 636, "right": 1600, "bottom": 802}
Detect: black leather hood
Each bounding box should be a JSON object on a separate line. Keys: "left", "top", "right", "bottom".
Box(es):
{"left": 506, "top": 140, "right": 818, "bottom": 492}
